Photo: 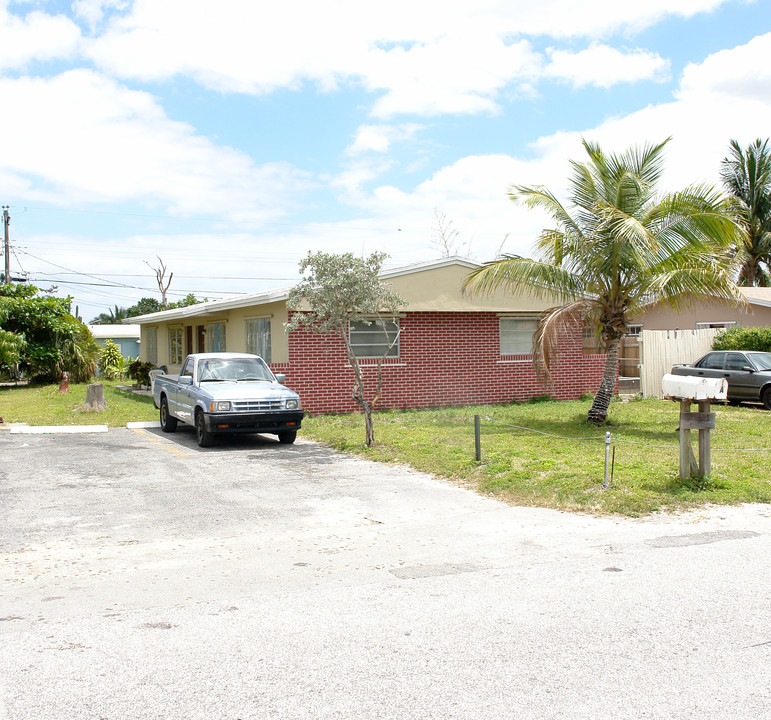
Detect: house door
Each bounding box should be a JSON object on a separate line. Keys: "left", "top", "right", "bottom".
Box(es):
{"left": 185, "top": 326, "right": 192, "bottom": 356}
{"left": 197, "top": 325, "right": 205, "bottom": 352}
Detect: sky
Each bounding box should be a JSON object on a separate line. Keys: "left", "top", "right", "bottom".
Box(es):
{"left": 2, "top": 0, "right": 771, "bottom": 321}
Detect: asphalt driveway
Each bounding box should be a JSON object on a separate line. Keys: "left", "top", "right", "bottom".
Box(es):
{"left": 1, "top": 426, "right": 770, "bottom": 719}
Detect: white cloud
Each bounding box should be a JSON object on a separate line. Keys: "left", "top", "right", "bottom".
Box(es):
{"left": 0, "top": 70, "right": 311, "bottom": 223}
{"left": 79, "top": 0, "right": 733, "bottom": 117}
{"left": 678, "top": 31, "right": 771, "bottom": 100}
{"left": 544, "top": 43, "right": 670, "bottom": 88}
{"left": 346, "top": 124, "right": 424, "bottom": 156}
{"left": 0, "top": 3, "right": 80, "bottom": 69}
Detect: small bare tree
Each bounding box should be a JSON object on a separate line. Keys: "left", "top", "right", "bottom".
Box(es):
{"left": 431, "top": 208, "right": 471, "bottom": 258}
{"left": 145, "top": 256, "right": 173, "bottom": 309}
{"left": 285, "top": 251, "right": 406, "bottom": 446}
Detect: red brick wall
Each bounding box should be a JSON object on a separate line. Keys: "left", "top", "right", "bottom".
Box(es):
{"left": 273, "top": 312, "right": 607, "bottom": 414}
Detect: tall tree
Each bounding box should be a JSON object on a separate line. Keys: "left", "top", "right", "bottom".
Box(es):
{"left": 720, "top": 138, "right": 771, "bottom": 286}
{"left": 286, "top": 251, "right": 406, "bottom": 446}
{"left": 464, "top": 138, "right": 745, "bottom": 424}
{"left": 90, "top": 304, "right": 128, "bottom": 324}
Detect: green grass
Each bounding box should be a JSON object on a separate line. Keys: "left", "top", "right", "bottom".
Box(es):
{"left": 0, "top": 380, "right": 158, "bottom": 427}
{"left": 3, "top": 382, "right": 770, "bottom": 516}
{"left": 301, "top": 397, "right": 771, "bottom": 516}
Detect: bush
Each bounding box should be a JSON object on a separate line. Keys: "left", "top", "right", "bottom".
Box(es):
{"left": 713, "top": 326, "right": 771, "bottom": 352}
{"left": 128, "top": 359, "right": 155, "bottom": 387}
{"left": 99, "top": 340, "right": 125, "bottom": 380}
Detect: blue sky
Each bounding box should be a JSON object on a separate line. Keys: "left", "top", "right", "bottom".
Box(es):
{"left": 1, "top": 0, "right": 770, "bottom": 320}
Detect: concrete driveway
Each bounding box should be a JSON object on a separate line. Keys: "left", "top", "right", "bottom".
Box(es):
{"left": 1, "top": 426, "right": 770, "bottom": 719}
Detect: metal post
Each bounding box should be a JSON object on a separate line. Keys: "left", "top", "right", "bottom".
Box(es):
{"left": 2, "top": 207, "right": 10, "bottom": 284}
{"left": 474, "top": 414, "right": 481, "bottom": 462}
{"left": 603, "top": 431, "right": 611, "bottom": 488}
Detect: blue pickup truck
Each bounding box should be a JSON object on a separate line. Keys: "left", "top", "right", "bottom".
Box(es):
{"left": 152, "top": 352, "right": 304, "bottom": 447}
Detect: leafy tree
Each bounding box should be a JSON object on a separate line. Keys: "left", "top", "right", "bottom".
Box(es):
{"left": 463, "top": 138, "right": 744, "bottom": 424}
{"left": 98, "top": 339, "right": 126, "bottom": 379}
{"left": 720, "top": 138, "right": 771, "bottom": 286}
{"left": 170, "top": 293, "right": 204, "bottom": 309}
{"left": 122, "top": 294, "right": 203, "bottom": 319}
{"left": 90, "top": 304, "right": 129, "bottom": 325}
{"left": 0, "top": 283, "right": 98, "bottom": 382}
{"left": 126, "top": 297, "right": 165, "bottom": 317}
{"left": 286, "top": 251, "right": 406, "bottom": 446}
{"left": 0, "top": 328, "right": 24, "bottom": 377}
{"left": 713, "top": 326, "right": 771, "bottom": 352}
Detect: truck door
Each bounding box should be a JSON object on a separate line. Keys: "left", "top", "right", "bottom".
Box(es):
{"left": 173, "top": 357, "right": 196, "bottom": 422}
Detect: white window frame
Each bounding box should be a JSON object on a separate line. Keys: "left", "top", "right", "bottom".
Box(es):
{"left": 499, "top": 316, "right": 539, "bottom": 355}
{"left": 626, "top": 324, "right": 642, "bottom": 337}
{"left": 246, "top": 317, "right": 272, "bottom": 362}
{"left": 168, "top": 327, "right": 183, "bottom": 365}
{"left": 349, "top": 318, "right": 400, "bottom": 358}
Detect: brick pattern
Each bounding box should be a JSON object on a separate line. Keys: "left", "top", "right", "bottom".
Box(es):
{"left": 274, "top": 312, "right": 607, "bottom": 414}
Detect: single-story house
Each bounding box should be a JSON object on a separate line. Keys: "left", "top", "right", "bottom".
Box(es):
{"left": 88, "top": 324, "right": 141, "bottom": 360}
{"left": 127, "top": 257, "right": 607, "bottom": 414}
{"left": 633, "top": 288, "right": 771, "bottom": 332}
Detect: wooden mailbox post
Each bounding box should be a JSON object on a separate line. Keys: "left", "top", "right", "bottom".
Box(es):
{"left": 661, "top": 374, "right": 727, "bottom": 481}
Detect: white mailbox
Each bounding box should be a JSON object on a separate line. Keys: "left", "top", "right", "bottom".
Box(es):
{"left": 661, "top": 373, "right": 728, "bottom": 401}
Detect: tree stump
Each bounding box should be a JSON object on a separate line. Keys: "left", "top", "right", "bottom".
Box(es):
{"left": 81, "top": 383, "right": 107, "bottom": 412}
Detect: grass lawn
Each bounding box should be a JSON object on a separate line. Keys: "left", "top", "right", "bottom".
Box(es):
{"left": 0, "top": 380, "right": 158, "bottom": 427}
{"left": 2, "top": 381, "right": 769, "bottom": 516}
{"left": 301, "top": 398, "right": 771, "bottom": 516}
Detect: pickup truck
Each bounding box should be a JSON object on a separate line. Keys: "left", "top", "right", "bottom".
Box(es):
{"left": 152, "top": 352, "right": 304, "bottom": 447}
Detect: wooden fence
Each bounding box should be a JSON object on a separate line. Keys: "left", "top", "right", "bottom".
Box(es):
{"left": 638, "top": 328, "right": 722, "bottom": 398}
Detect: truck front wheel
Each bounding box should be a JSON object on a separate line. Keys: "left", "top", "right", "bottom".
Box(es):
{"left": 278, "top": 430, "right": 297, "bottom": 444}
{"left": 195, "top": 410, "right": 215, "bottom": 447}
{"left": 160, "top": 397, "right": 177, "bottom": 432}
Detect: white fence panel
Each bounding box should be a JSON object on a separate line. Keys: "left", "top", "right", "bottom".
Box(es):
{"left": 639, "top": 328, "right": 722, "bottom": 398}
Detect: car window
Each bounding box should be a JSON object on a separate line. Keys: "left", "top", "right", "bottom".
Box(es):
{"left": 749, "top": 353, "right": 771, "bottom": 371}
{"left": 697, "top": 353, "right": 725, "bottom": 370}
{"left": 180, "top": 357, "right": 193, "bottom": 377}
{"left": 725, "top": 353, "right": 748, "bottom": 371}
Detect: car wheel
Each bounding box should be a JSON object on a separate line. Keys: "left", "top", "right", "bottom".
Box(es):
{"left": 195, "top": 410, "right": 214, "bottom": 447}
{"left": 278, "top": 430, "right": 297, "bottom": 444}
{"left": 160, "top": 397, "right": 177, "bottom": 432}
{"left": 762, "top": 387, "right": 771, "bottom": 411}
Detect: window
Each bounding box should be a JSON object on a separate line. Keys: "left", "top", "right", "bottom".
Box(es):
{"left": 697, "top": 352, "right": 725, "bottom": 370}
{"left": 500, "top": 317, "right": 539, "bottom": 355}
{"left": 168, "top": 327, "right": 183, "bottom": 365}
{"left": 696, "top": 321, "right": 737, "bottom": 330}
{"left": 145, "top": 328, "right": 157, "bottom": 365}
{"left": 206, "top": 322, "right": 226, "bottom": 352}
{"left": 349, "top": 319, "right": 400, "bottom": 358}
{"left": 179, "top": 357, "right": 194, "bottom": 378}
{"left": 626, "top": 324, "right": 642, "bottom": 337}
{"left": 246, "top": 317, "right": 272, "bottom": 362}
{"left": 725, "top": 353, "right": 748, "bottom": 371}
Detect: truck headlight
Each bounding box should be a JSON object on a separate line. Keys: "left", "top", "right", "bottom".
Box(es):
{"left": 285, "top": 399, "right": 299, "bottom": 410}
{"left": 213, "top": 401, "right": 231, "bottom": 411}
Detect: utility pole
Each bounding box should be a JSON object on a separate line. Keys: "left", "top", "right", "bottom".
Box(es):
{"left": 2, "top": 206, "right": 9, "bottom": 284}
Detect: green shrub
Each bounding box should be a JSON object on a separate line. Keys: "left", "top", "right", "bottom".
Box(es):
{"left": 99, "top": 340, "right": 125, "bottom": 380}
{"left": 128, "top": 359, "right": 154, "bottom": 387}
{"left": 713, "top": 326, "right": 771, "bottom": 352}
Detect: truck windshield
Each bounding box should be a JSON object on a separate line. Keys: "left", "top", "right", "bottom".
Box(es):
{"left": 199, "top": 357, "right": 274, "bottom": 382}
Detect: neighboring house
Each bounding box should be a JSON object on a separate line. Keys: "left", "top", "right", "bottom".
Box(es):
{"left": 127, "top": 258, "right": 607, "bottom": 414}
{"left": 634, "top": 288, "right": 771, "bottom": 332}
{"left": 88, "top": 324, "right": 141, "bottom": 360}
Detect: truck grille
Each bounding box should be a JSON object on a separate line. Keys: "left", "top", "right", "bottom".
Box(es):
{"left": 230, "top": 400, "right": 283, "bottom": 411}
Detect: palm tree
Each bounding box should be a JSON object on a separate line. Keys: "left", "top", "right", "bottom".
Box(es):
{"left": 720, "top": 138, "right": 771, "bottom": 286}
{"left": 464, "top": 139, "right": 745, "bottom": 424}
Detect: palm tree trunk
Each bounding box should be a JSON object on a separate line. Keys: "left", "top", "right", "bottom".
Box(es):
{"left": 587, "top": 337, "right": 620, "bottom": 424}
